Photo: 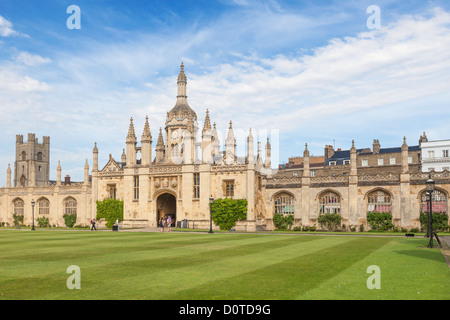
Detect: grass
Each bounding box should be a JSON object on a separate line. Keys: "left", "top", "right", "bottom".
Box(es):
{"left": 0, "top": 229, "right": 448, "bottom": 300}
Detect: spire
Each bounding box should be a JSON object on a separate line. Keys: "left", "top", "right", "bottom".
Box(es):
{"left": 142, "top": 115, "right": 152, "bottom": 142}
{"left": 156, "top": 127, "right": 164, "bottom": 147}
{"left": 127, "top": 117, "right": 136, "bottom": 141}
{"left": 303, "top": 143, "right": 310, "bottom": 157}
{"left": 202, "top": 109, "right": 212, "bottom": 134}
{"left": 227, "top": 121, "right": 234, "bottom": 141}
{"left": 177, "top": 62, "right": 187, "bottom": 98}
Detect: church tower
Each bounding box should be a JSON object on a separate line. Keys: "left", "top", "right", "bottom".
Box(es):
{"left": 14, "top": 134, "right": 50, "bottom": 187}
{"left": 165, "top": 63, "right": 198, "bottom": 164}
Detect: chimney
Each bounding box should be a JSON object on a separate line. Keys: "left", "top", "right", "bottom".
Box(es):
{"left": 324, "top": 145, "right": 335, "bottom": 159}
{"left": 64, "top": 175, "right": 71, "bottom": 185}
{"left": 373, "top": 139, "right": 380, "bottom": 154}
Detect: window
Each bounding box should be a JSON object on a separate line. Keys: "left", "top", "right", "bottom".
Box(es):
{"left": 443, "top": 150, "right": 449, "bottom": 158}
{"left": 274, "top": 193, "right": 294, "bottom": 215}
{"left": 319, "top": 191, "right": 341, "bottom": 214}
{"left": 378, "top": 158, "right": 384, "bottom": 166}
{"left": 428, "top": 151, "right": 434, "bottom": 159}
{"left": 367, "top": 190, "right": 391, "bottom": 213}
{"left": 390, "top": 157, "right": 396, "bottom": 165}
{"left": 108, "top": 184, "right": 117, "bottom": 199}
{"left": 37, "top": 152, "right": 43, "bottom": 161}
{"left": 21, "top": 151, "right": 26, "bottom": 161}
{"left": 408, "top": 156, "right": 413, "bottom": 164}
{"left": 361, "top": 159, "right": 368, "bottom": 167}
{"left": 343, "top": 160, "right": 350, "bottom": 165}
{"left": 310, "top": 170, "right": 316, "bottom": 177}
{"left": 193, "top": 173, "right": 200, "bottom": 199}
{"left": 64, "top": 197, "right": 77, "bottom": 215}
{"left": 224, "top": 180, "right": 234, "bottom": 197}
{"left": 420, "top": 190, "right": 447, "bottom": 214}
{"left": 14, "top": 199, "right": 24, "bottom": 216}
{"left": 133, "top": 176, "right": 139, "bottom": 200}
{"left": 329, "top": 161, "right": 336, "bottom": 166}
{"left": 38, "top": 198, "right": 50, "bottom": 215}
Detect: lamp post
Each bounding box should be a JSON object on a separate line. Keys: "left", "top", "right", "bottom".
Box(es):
{"left": 209, "top": 196, "right": 214, "bottom": 234}
{"left": 31, "top": 199, "right": 36, "bottom": 231}
{"left": 426, "top": 175, "right": 435, "bottom": 248}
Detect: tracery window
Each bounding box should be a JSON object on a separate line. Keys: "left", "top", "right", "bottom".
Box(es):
{"left": 319, "top": 191, "right": 341, "bottom": 214}
{"left": 420, "top": 189, "right": 447, "bottom": 214}
{"left": 14, "top": 199, "right": 24, "bottom": 215}
{"left": 273, "top": 193, "right": 294, "bottom": 215}
{"left": 38, "top": 198, "right": 50, "bottom": 215}
{"left": 64, "top": 197, "right": 77, "bottom": 215}
{"left": 367, "top": 190, "right": 391, "bottom": 213}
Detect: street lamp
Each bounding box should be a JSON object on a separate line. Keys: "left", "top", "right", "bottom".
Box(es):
{"left": 209, "top": 196, "right": 214, "bottom": 234}
{"left": 426, "top": 175, "right": 435, "bottom": 248}
{"left": 31, "top": 199, "right": 36, "bottom": 231}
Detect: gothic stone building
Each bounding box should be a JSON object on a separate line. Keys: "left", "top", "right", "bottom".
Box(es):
{"left": 1, "top": 64, "right": 449, "bottom": 231}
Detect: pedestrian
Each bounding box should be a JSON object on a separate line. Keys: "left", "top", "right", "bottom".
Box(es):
{"left": 168, "top": 215, "right": 172, "bottom": 232}
{"left": 115, "top": 218, "right": 119, "bottom": 231}
{"left": 91, "top": 218, "right": 96, "bottom": 231}
{"left": 160, "top": 216, "right": 165, "bottom": 232}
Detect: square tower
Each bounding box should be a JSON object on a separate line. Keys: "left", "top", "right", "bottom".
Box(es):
{"left": 14, "top": 134, "right": 50, "bottom": 187}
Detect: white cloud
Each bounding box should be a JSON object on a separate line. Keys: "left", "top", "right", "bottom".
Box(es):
{"left": 0, "top": 15, "right": 16, "bottom": 37}
{"left": 0, "top": 69, "right": 52, "bottom": 93}
{"left": 16, "top": 52, "right": 52, "bottom": 66}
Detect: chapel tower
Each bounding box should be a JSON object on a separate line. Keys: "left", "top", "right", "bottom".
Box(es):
{"left": 14, "top": 134, "right": 50, "bottom": 187}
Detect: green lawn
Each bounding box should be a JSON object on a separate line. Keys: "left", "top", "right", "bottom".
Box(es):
{"left": 0, "top": 230, "right": 448, "bottom": 300}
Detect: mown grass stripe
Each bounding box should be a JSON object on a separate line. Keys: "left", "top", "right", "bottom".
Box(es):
{"left": 168, "top": 237, "right": 392, "bottom": 299}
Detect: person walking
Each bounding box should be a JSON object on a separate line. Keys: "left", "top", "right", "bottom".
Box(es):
{"left": 91, "top": 218, "right": 97, "bottom": 231}
{"left": 115, "top": 218, "right": 119, "bottom": 231}
{"left": 160, "top": 216, "right": 164, "bottom": 232}
{"left": 167, "top": 216, "right": 172, "bottom": 232}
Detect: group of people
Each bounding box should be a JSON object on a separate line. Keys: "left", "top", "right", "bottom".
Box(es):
{"left": 159, "top": 215, "right": 172, "bottom": 232}
{"left": 90, "top": 218, "right": 120, "bottom": 231}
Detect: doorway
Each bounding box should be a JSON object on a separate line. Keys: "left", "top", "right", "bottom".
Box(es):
{"left": 156, "top": 193, "right": 176, "bottom": 227}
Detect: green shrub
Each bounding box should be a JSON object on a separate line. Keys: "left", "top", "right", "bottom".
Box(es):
{"left": 211, "top": 198, "right": 247, "bottom": 230}
{"left": 63, "top": 213, "right": 77, "bottom": 228}
{"left": 37, "top": 216, "right": 50, "bottom": 228}
{"left": 367, "top": 212, "right": 393, "bottom": 231}
{"left": 96, "top": 199, "right": 124, "bottom": 228}
{"left": 419, "top": 213, "right": 449, "bottom": 232}
{"left": 273, "top": 213, "right": 294, "bottom": 230}
{"left": 318, "top": 213, "right": 342, "bottom": 231}
{"left": 13, "top": 214, "right": 24, "bottom": 227}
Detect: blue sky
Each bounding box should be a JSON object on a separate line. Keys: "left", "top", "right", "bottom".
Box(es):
{"left": 1, "top": 0, "right": 450, "bottom": 184}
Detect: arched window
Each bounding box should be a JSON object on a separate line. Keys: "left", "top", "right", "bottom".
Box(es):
{"left": 37, "top": 152, "right": 43, "bottom": 161}
{"left": 14, "top": 199, "right": 24, "bottom": 215}
{"left": 367, "top": 190, "right": 392, "bottom": 213}
{"left": 273, "top": 193, "right": 294, "bottom": 215}
{"left": 420, "top": 189, "right": 447, "bottom": 214}
{"left": 64, "top": 197, "right": 77, "bottom": 215}
{"left": 21, "top": 151, "right": 26, "bottom": 161}
{"left": 319, "top": 191, "right": 341, "bottom": 214}
{"left": 38, "top": 198, "right": 50, "bottom": 215}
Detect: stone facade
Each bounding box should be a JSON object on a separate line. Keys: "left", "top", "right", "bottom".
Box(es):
{"left": 0, "top": 64, "right": 449, "bottom": 231}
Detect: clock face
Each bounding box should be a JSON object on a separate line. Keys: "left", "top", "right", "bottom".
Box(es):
{"left": 171, "top": 129, "right": 179, "bottom": 141}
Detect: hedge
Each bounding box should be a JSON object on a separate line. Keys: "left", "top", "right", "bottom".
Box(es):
{"left": 419, "top": 213, "right": 449, "bottom": 232}
{"left": 318, "top": 212, "right": 342, "bottom": 231}
{"left": 96, "top": 199, "right": 124, "bottom": 228}
{"left": 367, "top": 212, "right": 394, "bottom": 231}
{"left": 273, "top": 213, "right": 294, "bottom": 230}
{"left": 211, "top": 198, "right": 247, "bottom": 230}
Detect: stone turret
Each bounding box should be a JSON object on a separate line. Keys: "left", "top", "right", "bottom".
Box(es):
{"left": 126, "top": 117, "right": 137, "bottom": 166}
{"left": 141, "top": 116, "right": 153, "bottom": 166}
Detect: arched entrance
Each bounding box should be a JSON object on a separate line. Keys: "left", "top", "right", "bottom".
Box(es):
{"left": 156, "top": 193, "right": 176, "bottom": 227}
